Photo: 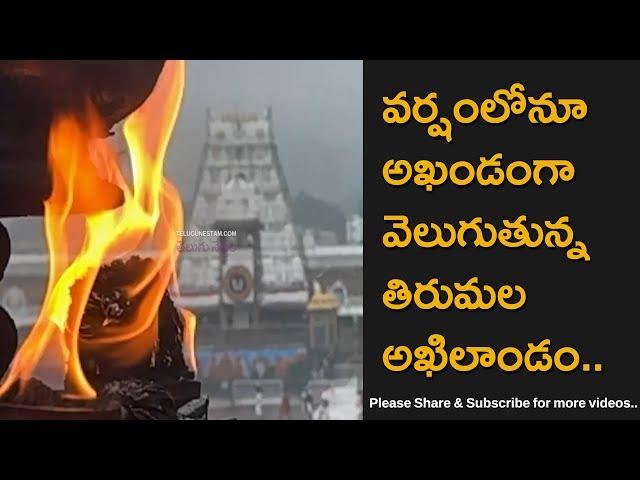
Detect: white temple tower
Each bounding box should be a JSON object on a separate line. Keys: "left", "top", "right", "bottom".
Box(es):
{"left": 177, "top": 109, "right": 309, "bottom": 329}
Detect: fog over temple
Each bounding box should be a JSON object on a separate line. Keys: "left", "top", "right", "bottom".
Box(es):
{"left": 177, "top": 109, "right": 309, "bottom": 325}
{"left": 165, "top": 60, "right": 363, "bottom": 214}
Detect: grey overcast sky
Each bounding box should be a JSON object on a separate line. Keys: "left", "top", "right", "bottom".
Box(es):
{"left": 165, "top": 60, "right": 363, "bottom": 213}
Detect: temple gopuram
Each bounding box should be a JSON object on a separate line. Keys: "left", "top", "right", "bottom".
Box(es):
{"left": 175, "top": 109, "right": 309, "bottom": 329}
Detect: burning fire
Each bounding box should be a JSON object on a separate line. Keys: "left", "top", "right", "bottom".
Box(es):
{"left": 0, "top": 60, "right": 196, "bottom": 399}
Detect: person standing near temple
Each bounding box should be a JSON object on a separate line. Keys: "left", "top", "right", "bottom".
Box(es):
{"left": 278, "top": 391, "right": 291, "bottom": 420}
{"left": 301, "top": 388, "right": 314, "bottom": 419}
{"left": 254, "top": 385, "right": 264, "bottom": 420}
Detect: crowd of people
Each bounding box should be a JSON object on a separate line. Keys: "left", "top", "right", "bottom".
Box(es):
{"left": 253, "top": 385, "right": 363, "bottom": 420}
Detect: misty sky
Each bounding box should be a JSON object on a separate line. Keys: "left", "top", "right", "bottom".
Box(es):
{"left": 165, "top": 60, "right": 363, "bottom": 213}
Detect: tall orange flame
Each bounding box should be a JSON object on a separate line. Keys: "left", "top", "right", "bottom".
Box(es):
{"left": 0, "top": 60, "right": 196, "bottom": 399}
